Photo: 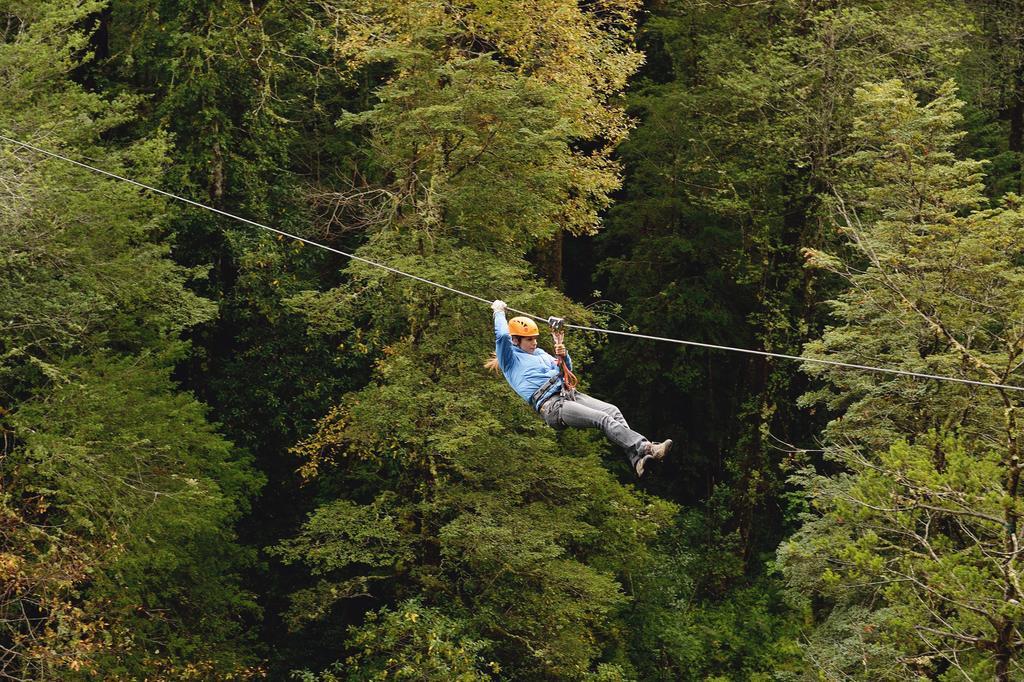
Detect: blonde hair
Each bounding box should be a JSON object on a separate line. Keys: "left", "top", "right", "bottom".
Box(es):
{"left": 484, "top": 336, "right": 523, "bottom": 375}
{"left": 484, "top": 353, "right": 500, "bottom": 374}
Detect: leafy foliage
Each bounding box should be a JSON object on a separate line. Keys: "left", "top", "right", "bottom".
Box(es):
{"left": 258, "top": 1, "right": 706, "bottom": 678}
{"left": 6, "top": 0, "right": 1024, "bottom": 679}
{"left": 1, "top": 1, "right": 261, "bottom": 678}
{"left": 295, "top": 600, "right": 494, "bottom": 682}
{"left": 781, "top": 79, "right": 1024, "bottom": 680}
{"left": 584, "top": 2, "right": 971, "bottom": 676}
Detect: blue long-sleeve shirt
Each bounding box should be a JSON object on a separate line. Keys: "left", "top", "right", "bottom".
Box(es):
{"left": 494, "top": 310, "right": 572, "bottom": 410}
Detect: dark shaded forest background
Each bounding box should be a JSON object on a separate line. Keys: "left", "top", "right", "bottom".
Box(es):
{"left": 3, "top": 0, "right": 1024, "bottom": 679}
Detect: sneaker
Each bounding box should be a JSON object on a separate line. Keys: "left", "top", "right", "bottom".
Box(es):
{"left": 648, "top": 439, "right": 673, "bottom": 461}
{"left": 634, "top": 454, "right": 655, "bottom": 478}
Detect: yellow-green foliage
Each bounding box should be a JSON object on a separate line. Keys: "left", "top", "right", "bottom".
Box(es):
{"left": 317, "top": 0, "right": 642, "bottom": 242}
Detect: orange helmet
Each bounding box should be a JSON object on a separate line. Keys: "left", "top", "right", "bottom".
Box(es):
{"left": 508, "top": 316, "right": 539, "bottom": 337}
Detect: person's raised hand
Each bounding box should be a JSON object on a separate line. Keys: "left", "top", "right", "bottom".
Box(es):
{"left": 491, "top": 299, "right": 507, "bottom": 313}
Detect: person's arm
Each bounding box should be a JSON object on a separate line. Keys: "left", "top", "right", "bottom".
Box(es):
{"left": 492, "top": 300, "right": 515, "bottom": 372}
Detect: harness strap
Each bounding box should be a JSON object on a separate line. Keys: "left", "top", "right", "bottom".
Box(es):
{"left": 529, "top": 375, "right": 560, "bottom": 411}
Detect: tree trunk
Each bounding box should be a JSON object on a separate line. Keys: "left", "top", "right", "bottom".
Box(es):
{"left": 996, "top": 660, "right": 1009, "bottom": 681}
{"left": 1000, "top": 402, "right": 1022, "bottom": 681}
{"left": 1010, "top": 62, "right": 1024, "bottom": 194}
{"left": 995, "top": 631, "right": 1012, "bottom": 682}
{"left": 1010, "top": 0, "right": 1024, "bottom": 193}
{"left": 531, "top": 232, "right": 564, "bottom": 290}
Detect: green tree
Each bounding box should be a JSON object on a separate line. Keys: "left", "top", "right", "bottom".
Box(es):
{"left": 293, "top": 600, "right": 494, "bottom": 681}
{"left": 587, "top": 2, "right": 969, "bottom": 676}
{"left": 960, "top": 0, "right": 1024, "bottom": 196}
{"left": 781, "top": 79, "right": 1024, "bottom": 680}
{"left": 89, "top": 4, "right": 382, "bottom": 668}
{"left": 268, "top": 0, "right": 695, "bottom": 678}
{"left": 1, "top": 1, "right": 262, "bottom": 677}
{"left": 599, "top": 0, "right": 970, "bottom": 561}
{"left": 313, "top": 0, "right": 642, "bottom": 242}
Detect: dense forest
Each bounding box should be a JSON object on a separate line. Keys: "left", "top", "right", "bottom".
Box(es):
{"left": 3, "top": 0, "right": 1024, "bottom": 679}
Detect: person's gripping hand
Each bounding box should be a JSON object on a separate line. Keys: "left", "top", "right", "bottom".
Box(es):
{"left": 491, "top": 300, "right": 507, "bottom": 313}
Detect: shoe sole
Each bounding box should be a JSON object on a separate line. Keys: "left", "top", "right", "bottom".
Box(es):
{"left": 635, "top": 454, "right": 655, "bottom": 478}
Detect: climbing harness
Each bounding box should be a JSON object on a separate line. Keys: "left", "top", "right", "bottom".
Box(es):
{"left": 528, "top": 376, "right": 560, "bottom": 411}
{"left": 524, "top": 318, "right": 577, "bottom": 412}
{"left": 5, "top": 134, "right": 1024, "bottom": 394}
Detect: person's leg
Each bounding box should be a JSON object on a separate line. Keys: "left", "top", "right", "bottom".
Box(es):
{"left": 573, "top": 394, "right": 671, "bottom": 463}
{"left": 573, "top": 393, "right": 632, "bottom": 429}
{"left": 554, "top": 392, "right": 649, "bottom": 465}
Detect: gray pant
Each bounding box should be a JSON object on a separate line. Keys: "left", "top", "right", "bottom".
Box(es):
{"left": 540, "top": 391, "right": 649, "bottom": 466}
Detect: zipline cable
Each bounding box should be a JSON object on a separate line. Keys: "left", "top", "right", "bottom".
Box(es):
{"left": 564, "top": 324, "right": 1024, "bottom": 393}
{"left": 0, "top": 134, "right": 542, "bottom": 320}
{"left": 4, "top": 134, "right": 1024, "bottom": 394}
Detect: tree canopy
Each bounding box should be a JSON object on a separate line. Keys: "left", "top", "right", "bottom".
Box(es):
{"left": 3, "top": 0, "right": 1024, "bottom": 679}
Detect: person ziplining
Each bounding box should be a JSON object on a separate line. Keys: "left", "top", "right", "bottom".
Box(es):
{"left": 3, "top": 134, "right": 1023, "bottom": 427}
{"left": 487, "top": 300, "right": 672, "bottom": 478}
